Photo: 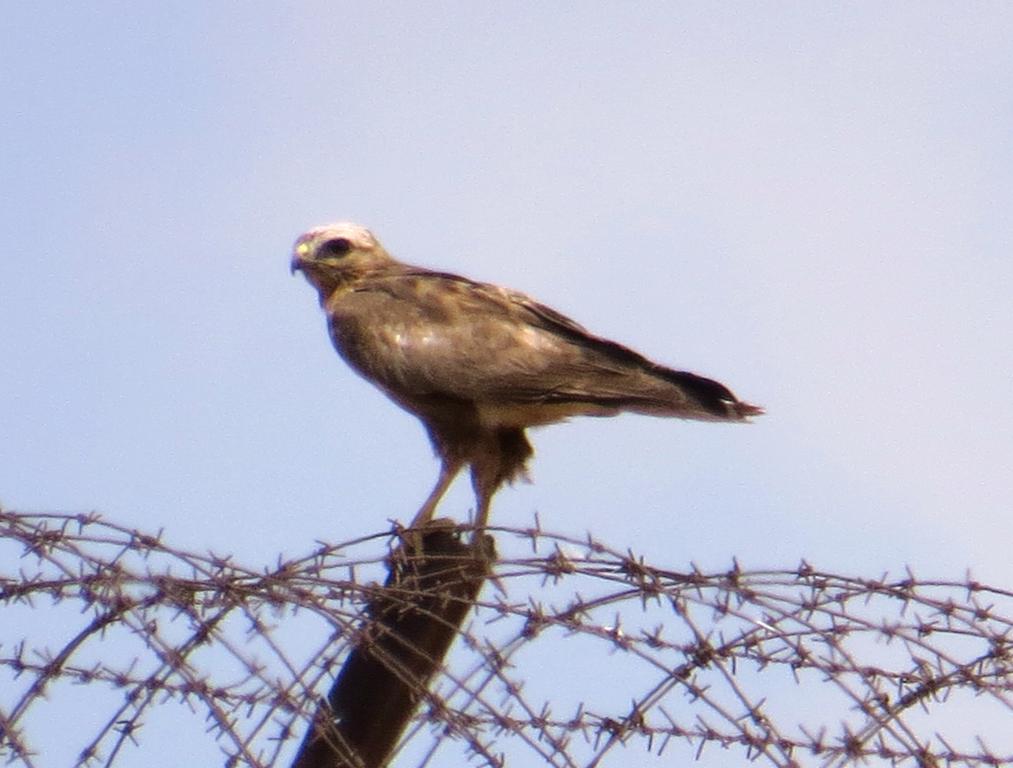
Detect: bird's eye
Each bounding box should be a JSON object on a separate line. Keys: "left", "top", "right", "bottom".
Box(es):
{"left": 320, "top": 237, "right": 353, "bottom": 257}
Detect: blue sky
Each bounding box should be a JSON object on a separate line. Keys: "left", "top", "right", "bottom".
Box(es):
{"left": 3, "top": 5, "right": 1013, "bottom": 765}
{"left": 2, "top": 5, "right": 1011, "bottom": 592}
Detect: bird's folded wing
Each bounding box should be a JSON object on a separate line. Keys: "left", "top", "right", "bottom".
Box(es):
{"left": 333, "top": 270, "right": 755, "bottom": 421}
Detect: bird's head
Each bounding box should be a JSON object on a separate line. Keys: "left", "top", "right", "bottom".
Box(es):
{"left": 291, "top": 222, "right": 394, "bottom": 296}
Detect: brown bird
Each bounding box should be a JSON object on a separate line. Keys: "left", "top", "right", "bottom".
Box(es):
{"left": 292, "top": 222, "right": 762, "bottom": 533}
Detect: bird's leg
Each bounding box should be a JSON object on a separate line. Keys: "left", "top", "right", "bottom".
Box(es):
{"left": 468, "top": 428, "right": 532, "bottom": 545}
{"left": 409, "top": 458, "right": 462, "bottom": 529}
{"left": 472, "top": 487, "right": 493, "bottom": 535}
{"left": 469, "top": 460, "right": 500, "bottom": 543}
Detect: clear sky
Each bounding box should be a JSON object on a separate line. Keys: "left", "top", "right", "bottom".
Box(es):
{"left": 2, "top": 5, "right": 1011, "bottom": 604}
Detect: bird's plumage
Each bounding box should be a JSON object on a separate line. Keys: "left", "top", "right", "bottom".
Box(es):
{"left": 292, "top": 222, "right": 762, "bottom": 533}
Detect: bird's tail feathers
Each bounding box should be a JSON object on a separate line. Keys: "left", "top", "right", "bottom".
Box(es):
{"left": 653, "top": 368, "right": 763, "bottom": 422}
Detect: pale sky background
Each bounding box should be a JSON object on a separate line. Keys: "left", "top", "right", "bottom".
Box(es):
{"left": 2, "top": 4, "right": 1012, "bottom": 765}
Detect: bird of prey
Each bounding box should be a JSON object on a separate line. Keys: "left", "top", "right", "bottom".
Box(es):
{"left": 292, "top": 222, "right": 762, "bottom": 534}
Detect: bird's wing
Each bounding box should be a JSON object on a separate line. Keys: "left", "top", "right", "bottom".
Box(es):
{"left": 495, "top": 278, "right": 757, "bottom": 420}
{"left": 328, "top": 269, "right": 756, "bottom": 421}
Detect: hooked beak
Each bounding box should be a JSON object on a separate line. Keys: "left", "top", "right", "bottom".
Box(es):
{"left": 290, "top": 241, "right": 312, "bottom": 275}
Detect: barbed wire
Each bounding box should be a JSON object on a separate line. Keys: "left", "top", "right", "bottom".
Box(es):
{"left": 2, "top": 508, "right": 1011, "bottom": 767}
